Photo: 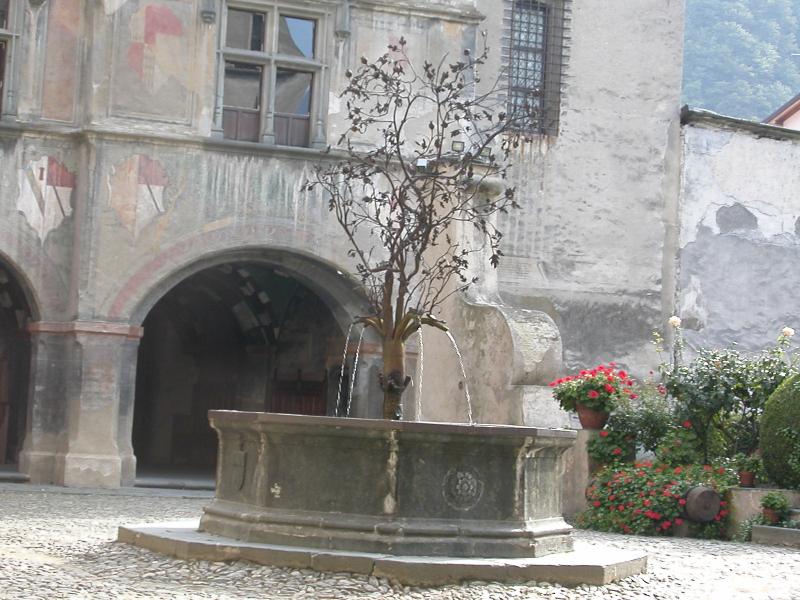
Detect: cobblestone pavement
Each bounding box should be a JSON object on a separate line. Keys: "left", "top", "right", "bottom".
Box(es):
{"left": 0, "top": 484, "right": 798, "bottom": 600}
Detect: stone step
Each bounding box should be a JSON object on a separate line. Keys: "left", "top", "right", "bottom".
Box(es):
{"left": 119, "top": 521, "right": 649, "bottom": 587}
{"left": 752, "top": 524, "right": 800, "bottom": 548}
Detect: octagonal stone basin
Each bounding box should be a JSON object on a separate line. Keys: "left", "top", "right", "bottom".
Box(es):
{"left": 200, "top": 411, "right": 577, "bottom": 559}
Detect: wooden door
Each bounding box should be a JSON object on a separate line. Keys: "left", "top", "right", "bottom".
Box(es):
{"left": 270, "top": 379, "right": 326, "bottom": 416}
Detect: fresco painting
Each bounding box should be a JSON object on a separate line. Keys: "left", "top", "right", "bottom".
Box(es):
{"left": 16, "top": 157, "right": 75, "bottom": 240}
{"left": 111, "top": 1, "right": 194, "bottom": 122}
{"left": 108, "top": 154, "right": 170, "bottom": 238}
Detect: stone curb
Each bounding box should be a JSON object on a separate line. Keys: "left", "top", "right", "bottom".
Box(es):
{"left": 751, "top": 524, "right": 800, "bottom": 548}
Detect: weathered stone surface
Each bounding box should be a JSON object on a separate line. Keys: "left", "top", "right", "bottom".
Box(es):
{"left": 728, "top": 487, "right": 800, "bottom": 531}
{"left": 120, "top": 521, "right": 647, "bottom": 586}
{"left": 200, "top": 411, "right": 576, "bottom": 559}
{"left": 751, "top": 525, "right": 800, "bottom": 549}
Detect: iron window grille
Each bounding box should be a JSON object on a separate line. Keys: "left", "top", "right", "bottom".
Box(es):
{"left": 218, "top": 2, "right": 326, "bottom": 147}
{"left": 505, "top": 0, "right": 567, "bottom": 135}
{"left": 0, "top": 0, "right": 11, "bottom": 116}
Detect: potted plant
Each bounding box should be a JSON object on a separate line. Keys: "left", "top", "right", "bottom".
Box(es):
{"left": 549, "top": 364, "right": 636, "bottom": 429}
{"left": 732, "top": 453, "right": 762, "bottom": 488}
{"left": 760, "top": 491, "right": 789, "bottom": 524}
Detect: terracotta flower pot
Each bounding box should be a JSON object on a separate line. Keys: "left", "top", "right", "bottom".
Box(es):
{"left": 576, "top": 404, "right": 609, "bottom": 430}
{"left": 762, "top": 507, "right": 780, "bottom": 524}
{"left": 738, "top": 471, "right": 755, "bottom": 488}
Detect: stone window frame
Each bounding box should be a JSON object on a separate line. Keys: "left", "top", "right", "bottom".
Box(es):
{"left": 502, "top": 0, "right": 570, "bottom": 136}
{"left": 213, "top": 0, "right": 331, "bottom": 148}
{"left": 0, "top": 0, "right": 22, "bottom": 119}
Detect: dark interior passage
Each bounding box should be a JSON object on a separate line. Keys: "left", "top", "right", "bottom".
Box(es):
{"left": 132, "top": 261, "right": 347, "bottom": 474}
{"left": 0, "top": 262, "right": 32, "bottom": 467}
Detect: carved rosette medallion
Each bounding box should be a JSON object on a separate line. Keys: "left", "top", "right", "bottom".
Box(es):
{"left": 442, "top": 466, "right": 484, "bottom": 511}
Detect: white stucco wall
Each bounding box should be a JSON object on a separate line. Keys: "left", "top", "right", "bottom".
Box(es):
{"left": 678, "top": 119, "right": 800, "bottom": 350}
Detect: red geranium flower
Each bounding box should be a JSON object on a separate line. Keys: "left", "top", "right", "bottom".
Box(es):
{"left": 593, "top": 501, "right": 601, "bottom": 507}
{"left": 587, "top": 390, "right": 600, "bottom": 399}
{"left": 599, "top": 430, "right": 609, "bottom": 438}
{"left": 612, "top": 448, "right": 622, "bottom": 455}
{"left": 678, "top": 498, "right": 686, "bottom": 506}
{"left": 675, "top": 518, "right": 684, "bottom": 526}
{"left": 682, "top": 420, "right": 692, "bottom": 429}
{"left": 673, "top": 466, "right": 683, "bottom": 475}
{"left": 605, "top": 383, "right": 615, "bottom": 393}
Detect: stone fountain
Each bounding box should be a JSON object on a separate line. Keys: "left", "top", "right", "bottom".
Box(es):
{"left": 119, "top": 307, "right": 647, "bottom": 585}
{"left": 201, "top": 411, "right": 574, "bottom": 558}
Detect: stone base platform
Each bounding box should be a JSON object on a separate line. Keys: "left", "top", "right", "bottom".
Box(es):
{"left": 118, "top": 520, "right": 648, "bottom": 586}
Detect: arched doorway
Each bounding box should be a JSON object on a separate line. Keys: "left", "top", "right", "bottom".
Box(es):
{"left": 0, "top": 260, "right": 34, "bottom": 471}
{"left": 132, "top": 258, "right": 357, "bottom": 477}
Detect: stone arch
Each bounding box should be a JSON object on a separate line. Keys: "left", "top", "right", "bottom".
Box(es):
{"left": 124, "top": 246, "right": 373, "bottom": 479}
{"left": 0, "top": 252, "right": 38, "bottom": 468}
{"left": 0, "top": 249, "right": 41, "bottom": 322}
{"left": 127, "top": 246, "right": 369, "bottom": 332}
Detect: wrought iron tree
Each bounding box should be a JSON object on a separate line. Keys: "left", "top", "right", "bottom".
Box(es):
{"left": 305, "top": 37, "right": 524, "bottom": 420}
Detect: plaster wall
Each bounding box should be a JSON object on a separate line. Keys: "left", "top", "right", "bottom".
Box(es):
{"left": 421, "top": 0, "right": 686, "bottom": 426}
{"left": 476, "top": 0, "right": 685, "bottom": 375}
{"left": 678, "top": 123, "right": 800, "bottom": 350}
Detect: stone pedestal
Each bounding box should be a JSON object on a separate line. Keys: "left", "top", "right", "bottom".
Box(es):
{"left": 201, "top": 411, "right": 576, "bottom": 558}
{"left": 18, "top": 321, "right": 141, "bottom": 487}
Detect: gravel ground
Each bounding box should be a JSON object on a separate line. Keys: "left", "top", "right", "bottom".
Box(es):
{"left": 0, "top": 484, "right": 798, "bottom": 599}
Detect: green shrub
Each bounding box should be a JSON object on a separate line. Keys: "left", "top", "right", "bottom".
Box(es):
{"left": 761, "top": 374, "right": 800, "bottom": 489}
{"left": 733, "top": 515, "right": 766, "bottom": 542}
{"left": 731, "top": 453, "right": 763, "bottom": 476}
{"left": 655, "top": 424, "right": 703, "bottom": 467}
{"left": 610, "top": 384, "right": 673, "bottom": 453}
{"left": 659, "top": 330, "right": 797, "bottom": 461}
{"left": 587, "top": 429, "right": 635, "bottom": 464}
{"left": 578, "top": 461, "right": 736, "bottom": 538}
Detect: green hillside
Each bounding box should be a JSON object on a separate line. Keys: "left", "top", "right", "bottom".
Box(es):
{"left": 683, "top": 0, "right": 800, "bottom": 120}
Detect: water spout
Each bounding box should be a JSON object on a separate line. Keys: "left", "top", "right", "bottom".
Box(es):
{"left": 336, "top": 323, "right": 354, "bottom": 416}
{"left": 445, "top": 330, "right": 473, "bottom": 424}
{"left": 415, "top": 318, "right": 424, "bottom": 421}
{"left": 346, "top": 326, "right": 365, "bottom": 417}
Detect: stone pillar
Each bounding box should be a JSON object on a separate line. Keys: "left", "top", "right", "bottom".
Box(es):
{"left": 18, "top": 321, "right": 142, "bottom": 488}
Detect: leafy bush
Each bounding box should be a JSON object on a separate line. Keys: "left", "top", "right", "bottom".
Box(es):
{"left": 587, "top": 429, "right": 635, "bottom": 465}
{"left": 659, "top": 327, "right": 797, "bottom": 462}
{"left": 761, "top": 374, "right": 800, "bottom": 489}
{"left": 731, "top": 453, "right": 763, "bottom": 476}
{"left": 655, "top": 423, "right": 703, "bottom": 467}
{"left": 549, "top": 364, "right": 635, "bottom": 413}
{"left": 608, "top": 384, "right": 674, "bottom": 453}
{"left": 578, "top": 461, "right": 736, "bottom": 538}
{"left": 733, "top": 515, "right": 766, "bottom": 542}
